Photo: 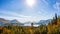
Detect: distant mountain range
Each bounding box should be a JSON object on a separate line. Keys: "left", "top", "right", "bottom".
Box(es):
{"left": 10, "top": 19, "right": 20, "bottom": 23}
{"left": 34, "top": 19, "right": 51, "bottom": 25}
{"left": 0, "top": 18, "right": 24, "bottom": 26}
{"left": 0, "top": 18, "right": 9, "bottom": 23}
{"left": 0, "top": 18, "right": 51, "bottom": 26}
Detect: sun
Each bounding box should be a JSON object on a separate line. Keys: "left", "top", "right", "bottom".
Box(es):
{"left": 26, "top": 0, "right": 35, "bottom": 7}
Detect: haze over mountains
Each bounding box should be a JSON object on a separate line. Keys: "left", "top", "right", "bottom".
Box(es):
{"left": 0, "top": 18, "right": 51, "bottom": 26}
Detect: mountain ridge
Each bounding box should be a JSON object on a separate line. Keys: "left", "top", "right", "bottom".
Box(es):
{"left": 0, "top": 18, "right": 51, "bottom": 26}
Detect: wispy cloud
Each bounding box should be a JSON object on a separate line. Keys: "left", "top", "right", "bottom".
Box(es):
{"left": 53, "top": 2, "right": 60, "bottom": 12}
{"left": 0, "top": 10, "right": 40, "bottom": 23}
{"left": 42, "top": 0, "right": 48, "bottom": 5}
{"left": 0, "top": 0, "right": 58, "bottom": 23}
{"left": 0, "top": 10, "right": 31, "bottom": 18}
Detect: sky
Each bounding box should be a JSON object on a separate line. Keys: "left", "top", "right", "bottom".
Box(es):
{"left": 0, "top": 0, "right": 60, "bottom": 23}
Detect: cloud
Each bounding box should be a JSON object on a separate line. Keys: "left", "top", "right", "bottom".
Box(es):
{"left": 53, "top": 2, "right": 60, "bottom": 11}
{"left": 0, "top": 10, "right": 31, "bottom": 18}
{"left": 42, "top": 0, "right": 48, "bottom": 5}
{"left": 0, "top": 16, "right": 18, "bottom": 20}
{"left": 18, "top": 16, "right": 40, "bottom": 23}
{"left": 0, "top": 10, "right": 40, "bottom": 23}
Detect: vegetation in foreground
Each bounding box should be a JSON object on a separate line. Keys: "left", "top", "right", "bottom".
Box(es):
{"left": 0, "top": 14, "right": 60, "bottom": 34}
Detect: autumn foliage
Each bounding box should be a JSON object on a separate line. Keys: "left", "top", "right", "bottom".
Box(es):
{"left": 0, "top": 14, "right": 60, "bottom": 34}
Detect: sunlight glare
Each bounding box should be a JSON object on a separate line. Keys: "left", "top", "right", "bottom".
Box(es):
{"left": 26, "top": 0, "right": 35, "bottom": 7}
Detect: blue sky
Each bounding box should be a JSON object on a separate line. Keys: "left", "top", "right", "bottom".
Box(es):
{"left": 0, "top": 0, "right": 60, "bottom": 23}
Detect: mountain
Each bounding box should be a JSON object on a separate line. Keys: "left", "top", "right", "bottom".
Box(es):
{"left": 0, "top": 18, "right": 51, "bottom": 26}
{"left": 0, "top": 18, "right": 9, "bottom": 23}
{"left": 22, "top": 19, "right": 51, "bottom": 26}
{"left": 9, "top": 19, "right": 24, "bottom": 26}
{"left": 0, "top": 18, "right": 24, "bottom": 26}
{"left": 0, "top": 18, "right": 20, "bottom": 24}
{"left": 0, "top": 18, "right": 10, "bottom": 26}
{"left": 39, "top": 19, "right": 51, "bottom": 25}
{"left": 10, "top": 19, "right": 20, "bottom": 23}
{"left": 34, "top": 19, "right": 51, "bottom": 25}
